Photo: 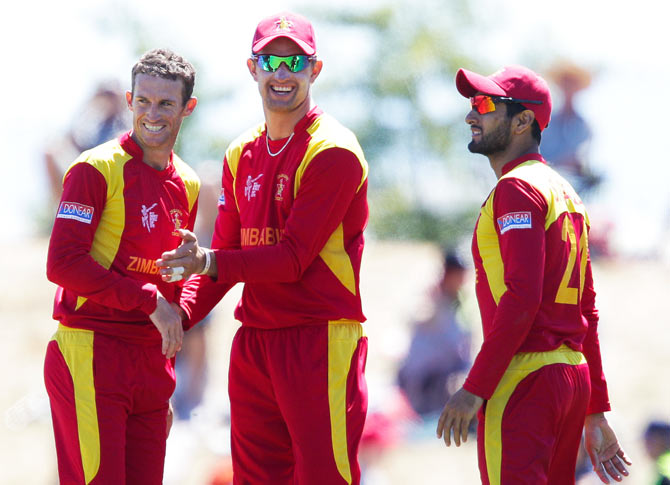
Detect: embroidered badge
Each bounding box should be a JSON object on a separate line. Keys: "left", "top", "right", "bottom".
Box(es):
{"left": 170, "top": 209, "right": 183, "bottom": 236}
{"left": 275, "top": 174, "right": 289, "bottom": 201}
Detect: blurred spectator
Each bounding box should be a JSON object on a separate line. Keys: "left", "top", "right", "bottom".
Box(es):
{"left": 542, "top": 60, "right": 602, "bottom": 197}
{"left": 207, "top": 455, "right": 234, "bottom": 485}
{"left": 543, "top": 60, "right": 615, "bottom": 259}
{"left": 43, "top": 80, "right": 129, "bottom": 206}
{"left": 397, "top": 249, "right": 472, "bottom": 417}
{"left": 643, "top": 420, "right": 670, "bottom": 485}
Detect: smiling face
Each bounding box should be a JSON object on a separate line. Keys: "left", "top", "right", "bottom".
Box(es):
{"left": 247, "top": 37, "right": 322, "bottom": 117}
{"left": 126, "top": 73, "right": 196, "bottom": 168}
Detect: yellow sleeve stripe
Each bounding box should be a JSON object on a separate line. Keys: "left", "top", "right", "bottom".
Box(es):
{"left": 476, "top": 192, "right": 506, "bottom": 305}
{"left": 296, "top": 113, "right": 368, "bottom": 198}
{"left": 319, "top": 223, "right": 357, "bottom": 295}
{"left": 66, "top": 141, "right": 132, "bottom": 311}
{"left": 296, "top": 114, "right": 366, "bottom": 296}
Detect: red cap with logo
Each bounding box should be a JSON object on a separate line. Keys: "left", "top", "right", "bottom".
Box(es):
{"left": 252, "top": 12, "right": 316, "bottom": 56}
{"left": 455, "top": 65, "right": 552, "bottom": 130}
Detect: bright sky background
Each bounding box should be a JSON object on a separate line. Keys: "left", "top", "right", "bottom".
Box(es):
{"left": 2, "top": 0, "right": 668, "bottom": 255}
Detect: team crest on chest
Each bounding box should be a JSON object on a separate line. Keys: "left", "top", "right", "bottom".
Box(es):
{"left": 170, "top": 209, "right": 184, "bottom": 236}
{"left": 141, "top": 203, "right": 159, "bottom": 233}
{"left": 275, "top": 174, "right": 290, "bottom": 201}
{"left": 245, "top": 174, "right": 264, "bottom": 201}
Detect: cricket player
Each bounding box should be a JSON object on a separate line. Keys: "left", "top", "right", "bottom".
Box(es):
{"left": 436, "top": 65, "right": 631, "bottom": 485}
{"left": 156, "top": 12, "right": 369, "bottom": 485}
{"left": 44, "top": 48, "right": 198, "bottom": 484}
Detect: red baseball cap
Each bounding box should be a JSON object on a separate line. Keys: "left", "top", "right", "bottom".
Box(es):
{"left": 455, "top": 65, "right": 552, "bottom": 130}
{"left": 251, "top": 12, "right": 316, "bottom": 56}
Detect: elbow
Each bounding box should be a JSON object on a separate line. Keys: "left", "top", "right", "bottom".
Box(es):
{"left": 46, "top": 259, "right": 64, "bottom": 286}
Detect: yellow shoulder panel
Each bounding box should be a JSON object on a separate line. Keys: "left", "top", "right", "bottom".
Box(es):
{"left": 501, "top": 160, "right": 589, "bottom": 229}
{"left": 66, "top": 140, "right": 132, "bottom": 311}
{"left": 224, "top": 122, "right": 265, "bottom": 179}
{"left": 295, "top": 113, "right": 368, "bottom": 197}
{"left": 172, "top": 154, "right": 201, "bottom": 211}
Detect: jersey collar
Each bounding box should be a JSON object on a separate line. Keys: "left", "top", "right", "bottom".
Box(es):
{"left": 501, "top": 153, "right": 546, "bottom": 176}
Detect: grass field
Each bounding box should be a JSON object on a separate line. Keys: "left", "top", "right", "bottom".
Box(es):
{"left": 1, "top": 238, "right": 666, "bottom": 484}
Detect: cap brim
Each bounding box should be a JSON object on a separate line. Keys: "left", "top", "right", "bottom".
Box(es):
{"left": 455, "top": 68, "right": 506, "bottom": 98}
{"left": 252, "top": 34, "right": 315, "bottom": 55}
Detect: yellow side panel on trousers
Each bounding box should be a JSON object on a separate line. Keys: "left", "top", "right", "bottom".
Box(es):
{"left": 484, "top": 345, "right": 586, "bottom": 485}
{"left": 53, "top": 325, "right": 100, "bottom": 484}
{"left": 328, "top": 320, "right": 363, "bottom": 485}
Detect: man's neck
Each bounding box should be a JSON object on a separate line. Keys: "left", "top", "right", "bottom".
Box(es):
{"left": 264, "top": 99, "right": 313, "bottom": 140}
{"left": 130, "top": 132, "right": 171, "bottom": 171}
{"left": 143, "top": 152, "right": 171, "bottom": 171}
{"left": 488, "top": 141, "right": 540, "bottom": 179}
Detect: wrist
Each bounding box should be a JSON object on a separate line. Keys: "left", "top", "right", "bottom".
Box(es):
{"left": 198, "top": 248, "right": 212, "bottom": 275}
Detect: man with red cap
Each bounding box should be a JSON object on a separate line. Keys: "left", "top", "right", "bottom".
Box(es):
{"left": 435, "top": 65, "right": 631, "bottom": 485}
{"left": 156, "top": 11, "right": 369, "bottom": 484}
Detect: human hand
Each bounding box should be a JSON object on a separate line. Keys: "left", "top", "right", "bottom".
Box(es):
{"left": 584, "top": 413, "right": 632, "bottom": 483}
{"left": 436, "top": 387, "right": 483, "bottom": 447}
{"left": 149, "top": 292, "right": 184, "bottom": 358}
{"left": 156, "top": 229, "right": 212, "bottom": 282}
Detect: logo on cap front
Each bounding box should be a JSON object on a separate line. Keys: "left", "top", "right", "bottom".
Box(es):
{"left": 275, "top": 17, "right": 294, "bottom": 32}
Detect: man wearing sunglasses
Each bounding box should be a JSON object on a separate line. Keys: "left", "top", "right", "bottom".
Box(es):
{"left": 435, "top": 65, "right": 631, "bottom": 485}
{"left": 156, "top": 11, "right": 369, "bottom": 485}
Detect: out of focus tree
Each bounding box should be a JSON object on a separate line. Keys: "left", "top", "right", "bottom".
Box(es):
{"left": 304, "top": 1, "right": 492, "bottom": 245}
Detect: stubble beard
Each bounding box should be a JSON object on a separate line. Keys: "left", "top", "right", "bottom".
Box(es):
{"left": 468, "top": 118, "right": 512, "bottom": 156}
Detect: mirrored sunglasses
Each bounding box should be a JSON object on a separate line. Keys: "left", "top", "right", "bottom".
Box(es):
{"left": 252, "top": 54, "right": 315, "bottom": 73}
{"left": 470, "top": 94, "right": 543, "bottom": 115}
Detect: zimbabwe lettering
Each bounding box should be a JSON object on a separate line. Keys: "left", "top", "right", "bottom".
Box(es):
{"left": 240, "top": 227, "right": 284, "bottom": 246}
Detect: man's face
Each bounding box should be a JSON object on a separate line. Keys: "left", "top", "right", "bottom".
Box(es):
{"left": 126, "top": 74, "right": 195, "bottom": 154}
{"left": 465, "top": 97, "right": 513, "bottom": 156}
{"left": 247, "top": 37, "right": 322, "bottom": 114}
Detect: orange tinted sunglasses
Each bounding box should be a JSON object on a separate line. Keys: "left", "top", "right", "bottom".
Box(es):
{"left": 470, "top": 95, "right": 543, "bottom": 115}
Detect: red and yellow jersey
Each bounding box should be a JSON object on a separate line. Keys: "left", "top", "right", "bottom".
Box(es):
{"left": 47, "top": 132, "right": 200, "bottom": 342}
{"left": 465, "top": 154, "right": 610, "bottom": 414}
{"left": 180, "top": 106, "right": 368, "bottom": 329}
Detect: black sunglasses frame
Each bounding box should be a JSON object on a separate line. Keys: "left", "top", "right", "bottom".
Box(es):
{"left": 488, "top": 95, "right": 543, "bottom": 105}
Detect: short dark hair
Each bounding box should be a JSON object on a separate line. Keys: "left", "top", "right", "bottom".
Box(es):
{"left": 505, "top": 103, "right": 541, "bottom": 144}
{"left": 131, "top": 48, "right": 196, "bottom": 106}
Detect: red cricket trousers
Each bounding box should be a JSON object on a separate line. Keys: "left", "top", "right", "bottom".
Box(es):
{"left": 477, "top": 345, "right": 591, "bottom": 485}
{"left": 44, "top": 324, "right": 175, "bottom": 484}
{"left": 228, "top": 321, "right": 368, "bottom": 485}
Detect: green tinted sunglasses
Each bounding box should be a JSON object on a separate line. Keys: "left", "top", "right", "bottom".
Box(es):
{"left": 252, "top": 54, "right": 315, "bottom": 73}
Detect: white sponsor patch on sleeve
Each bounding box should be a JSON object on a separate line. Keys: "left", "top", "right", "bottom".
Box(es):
{"left": 56, "top": 201, "right": 94, "bottom": 224}
{"left": 497, "top": 211, "right": 532, "bottom": 234}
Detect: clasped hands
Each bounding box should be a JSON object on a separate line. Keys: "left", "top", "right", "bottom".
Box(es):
{"left": 149, "top": 229, "right": 207, "bottom": 358}
{"left": 156, "top": 229, "right": 209, "bottom": 282}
